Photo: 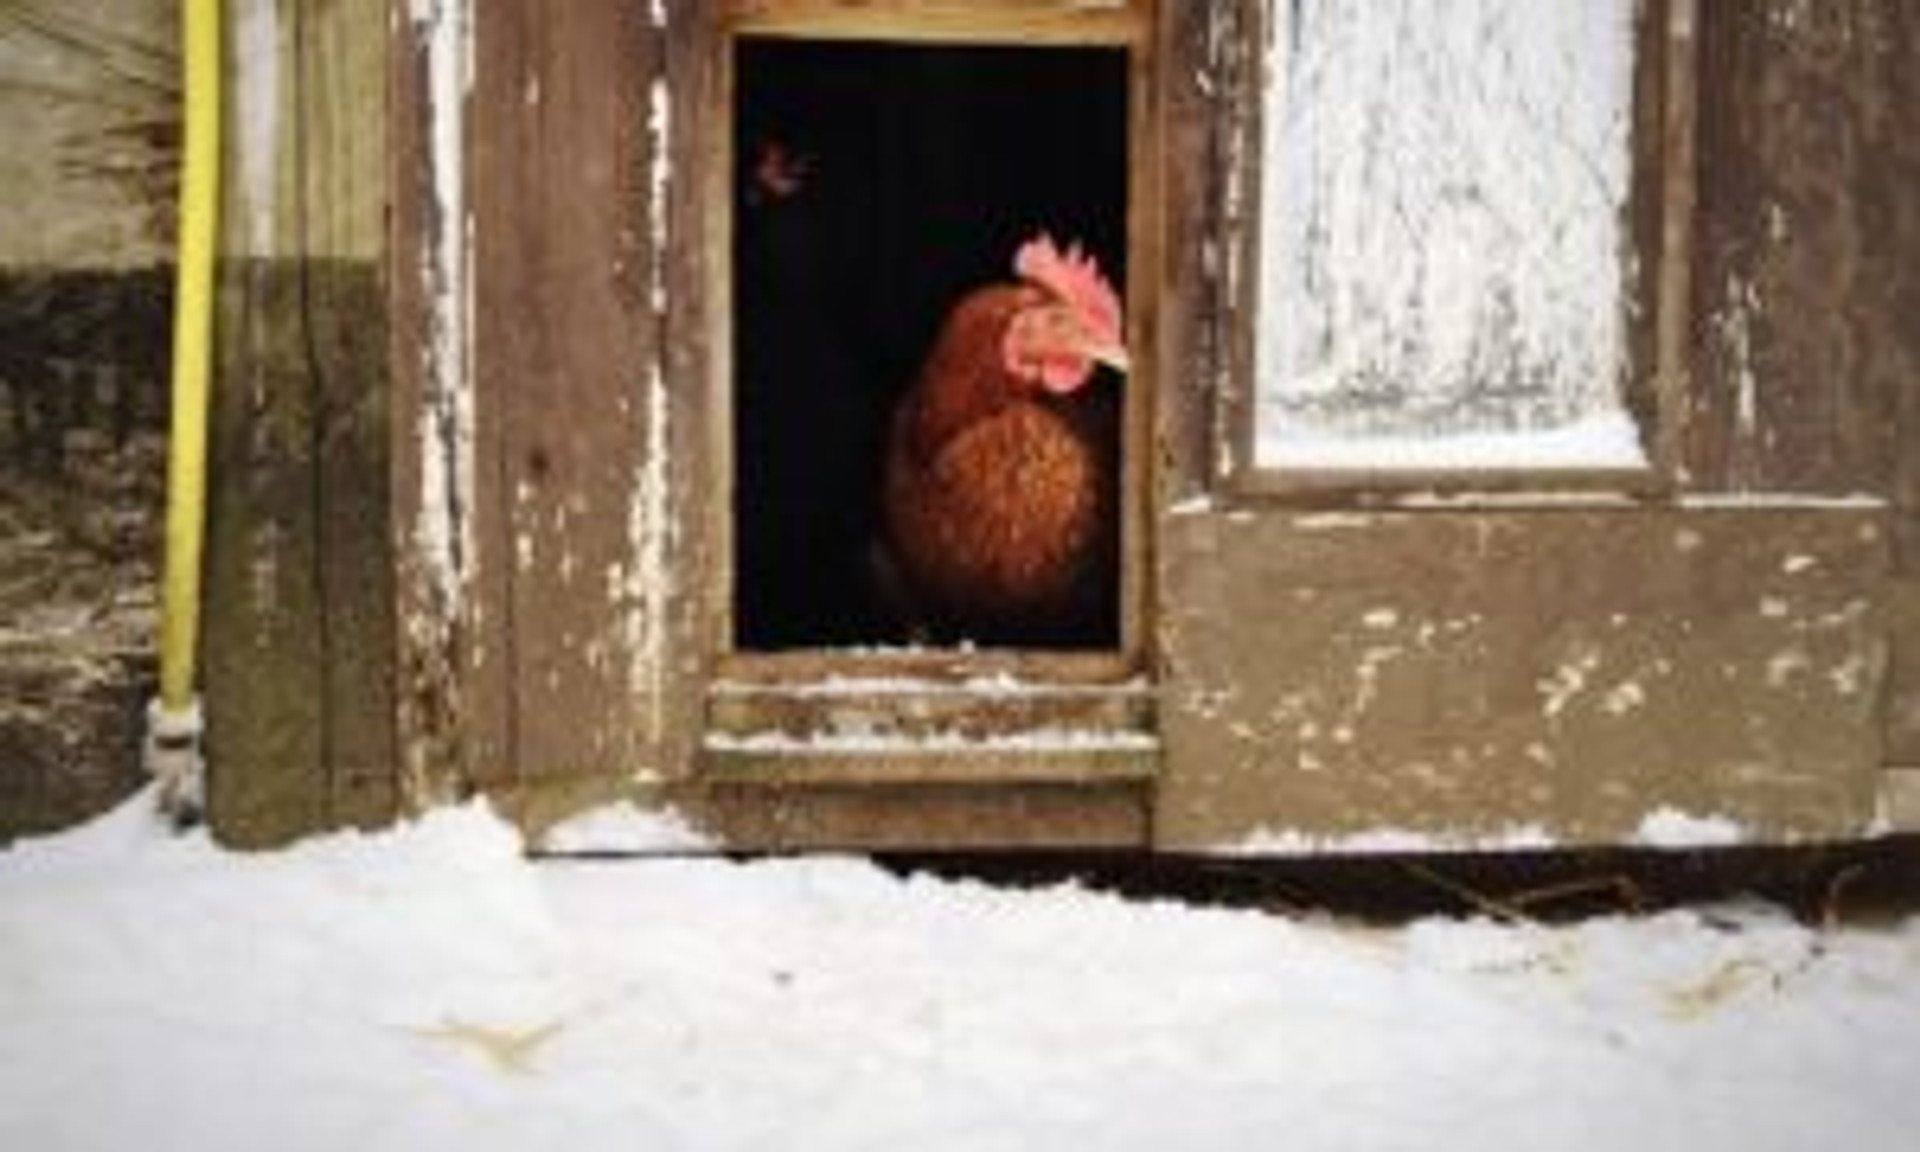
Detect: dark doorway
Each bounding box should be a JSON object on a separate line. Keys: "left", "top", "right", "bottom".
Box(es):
{"left": 732, "top": 37, "right": 1129, "bottom": 652}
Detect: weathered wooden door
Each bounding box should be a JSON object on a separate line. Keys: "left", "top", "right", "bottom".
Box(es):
{"left": 390, "top": 0, "right": 702, "bottom": 818}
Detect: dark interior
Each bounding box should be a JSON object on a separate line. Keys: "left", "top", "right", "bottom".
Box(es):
{"left": 732, "top": 38, "right": 1129, "bottom": 651}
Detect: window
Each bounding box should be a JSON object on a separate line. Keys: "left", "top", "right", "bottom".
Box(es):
{"left": 1238, "top": 0, "right": 1691, "bottom": 486}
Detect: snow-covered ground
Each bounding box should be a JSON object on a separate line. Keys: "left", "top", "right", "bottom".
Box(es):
{"left": 3, "top": 795, "right": 1916, "bottom": 1152}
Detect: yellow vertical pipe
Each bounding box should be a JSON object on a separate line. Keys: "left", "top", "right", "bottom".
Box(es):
{"left": 158, "top": 0, "right": 221, "bottom": 713}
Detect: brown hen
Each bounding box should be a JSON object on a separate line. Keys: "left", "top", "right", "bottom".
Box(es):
{"left": 881, "top": 235, "right": 1128, "bottom": 647}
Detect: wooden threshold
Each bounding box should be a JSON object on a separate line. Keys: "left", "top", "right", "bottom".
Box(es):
{"left": 714, "top": 648, "right": 1141, "bottom": 686}
{"left": 702, "top": 736, "right": 1161, "bottom": 789}
{"left": 703, "top": 660, "right": 1161, "bottom": 789}
{"left": 710, "top": 673, "right": 1153, "bottom": 737}
{"left": 697, "top": 778, "right": 1151, "bottom": 851}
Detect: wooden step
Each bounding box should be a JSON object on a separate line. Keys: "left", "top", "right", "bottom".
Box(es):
{"left": 706, "top": 674, "right": 1155, "bottom": 742}
{"left": 701, "top": 729, "right": 1161, "bottom": 788}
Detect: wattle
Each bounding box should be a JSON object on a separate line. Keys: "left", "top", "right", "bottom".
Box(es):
{"left": 1037, "top": 355, "right": 1092, "bottom": 394}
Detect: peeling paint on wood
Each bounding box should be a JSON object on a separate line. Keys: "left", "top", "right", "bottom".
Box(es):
{"left": 1155, "top": 508, "right": 1889, "bottom": 849}
{"left": 1687, "top": 0, "right": 1919, "bottom": 776}
{"left": 403, "top": 0, "right": 697, "bottom": 796}
{"left": 410, "top": 0, "right": 474, "bottom": 612}
{"left": 408, "top": 0, "right": 476, "bottom": 779}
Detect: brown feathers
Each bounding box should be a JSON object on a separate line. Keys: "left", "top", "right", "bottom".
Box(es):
{"left": 881, "top": 279, "right": 1120, "bottom": 647}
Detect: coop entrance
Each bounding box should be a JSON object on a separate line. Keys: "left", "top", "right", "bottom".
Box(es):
{"left": 730, "top": 36, "right": 1132, "bottom": 654}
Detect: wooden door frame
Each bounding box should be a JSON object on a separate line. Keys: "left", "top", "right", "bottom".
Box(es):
{"left": 702, "top": 0, "right": 1165, "bottom": 691}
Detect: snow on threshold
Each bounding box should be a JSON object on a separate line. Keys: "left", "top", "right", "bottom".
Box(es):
{"left": 3, "top": 794, "right": 1918, "bottom": 1152}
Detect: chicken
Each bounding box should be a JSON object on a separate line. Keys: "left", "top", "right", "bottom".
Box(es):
{"left": 880, "top": 234, "right": 1129, "bottom": 647}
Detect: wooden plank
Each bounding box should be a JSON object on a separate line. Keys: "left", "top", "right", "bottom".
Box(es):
{"left": 390, "top": 0, "right": 495, "bottom": 805}
{"left": 1680, "top": 1, "right": 1740, "bottom": 488}
{"left": 460, "top": 0, "right": 532, "bottom": 790}
{"left": 204, "top": 255, "right": 326, "bottom": 845}
{"left": 1682, "top": 1, "right": 1919, "bottom": 766}
{"left": 698, "top": 781, "right": 1150, "bottom": 851}
{"left": 1228, "top": 468, "right": 1665, "bottom": 501}
{"left": 1154, "top": 507, "right": 1890, "bottom": 850}
{"left": 708, "top": 677, "right": 1155, "bottom": 738}
{"left": 1151, "top": 0, "right": 1229, "bottom": 500}
{"left": 1643, "top": 0, "right": 1697, "bottom": 487}
{"left": 702, "top": 741, "right": 1160, "bottom": 788}
{"left": 386, "top": 0, "right": 434, "bottom": 804}
{"left": 1685, "top": 0, "right": 1913, "bottom": 494}
{"left": 205, "top": 0, "right": 396, "bottom": 846}
{"left": 1118, "top": 1, "right": 1161, "bottom": 662}
{"left": 660, "top": 0, "right": 724, "bottom": 782}
{"left": 715, "top": 649, "right": 1136, "bottom": 686}
{"left": 724, "top": 0, "right": 1144, "bottom": 45}
{"left": 518, "top": 0, "right": 657, "bottom": 782}
{"left": 1878, "top": 3, "right": 1920, "bottom": 767}
{"left": 308, "top": 264, "right": 399, "bottom": 829}
{"left": 464, "top": 0, "right": 695, "bottom": 786}
{"left": 695, "top": 1, "right": 735, "bottom": 658}
{"left": 1214, "top": 0, "right": 1264, "bottom": 492}
{"left": 301, "top": 1, "right": 398, "bottom": 830}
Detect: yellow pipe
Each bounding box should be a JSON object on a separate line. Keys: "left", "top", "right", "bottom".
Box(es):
{"left": 150, "top": 0, "right": 221, "bottom": 811}
{"left": 159, "top": 0, "right": 220, "bottom": 709}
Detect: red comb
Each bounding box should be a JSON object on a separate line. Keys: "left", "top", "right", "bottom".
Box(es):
{"left": 1014, "top": 233, "right": 1123, "bottom": 347}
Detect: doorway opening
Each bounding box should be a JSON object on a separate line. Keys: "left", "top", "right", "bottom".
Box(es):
{"left": 731, "top": 37, "right": 1130, "bottom": 654}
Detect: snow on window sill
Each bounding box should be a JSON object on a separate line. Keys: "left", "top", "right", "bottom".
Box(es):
{"left": 1255, "top": 411, "right": 1650, "bottom": 475}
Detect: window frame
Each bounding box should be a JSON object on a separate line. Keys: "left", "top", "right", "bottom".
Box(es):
{"left": 703, "top": 0, "right": 1164, "bottom": 684}
{"left": 1215, "top": 0, "right": 1699, "bottom": 502}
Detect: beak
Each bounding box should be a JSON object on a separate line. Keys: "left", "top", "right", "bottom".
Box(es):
{"left": 1085, "top": 341, "right": 1131, "bottom": 374}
